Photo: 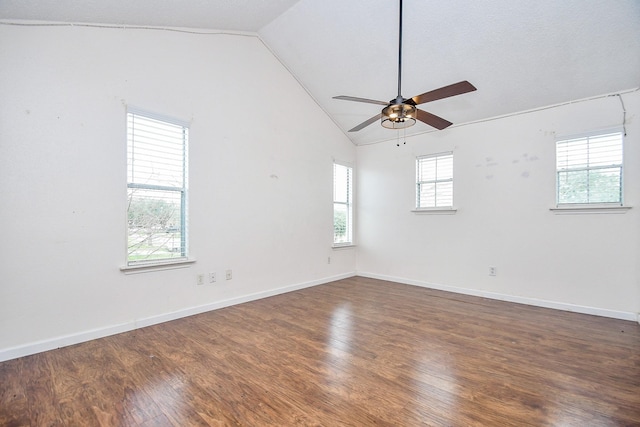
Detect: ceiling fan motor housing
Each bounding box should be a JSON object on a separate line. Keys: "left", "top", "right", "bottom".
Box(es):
{"left": 381, "top": 101, "right": 417, "bottom": 129}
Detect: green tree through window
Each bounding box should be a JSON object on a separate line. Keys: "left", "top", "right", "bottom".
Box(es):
{"left": 556, "top": 131, "right": 623, "bottom": 205}
{"left": 127, "top": 110, "right": 189, "bottom": 264}
{"left": 333, "top": 163, "right": 352, "bottom": 245}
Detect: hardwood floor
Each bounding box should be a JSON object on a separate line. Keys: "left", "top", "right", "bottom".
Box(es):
{"left": 1, "top": 276, "right": 639, "bottom": 426}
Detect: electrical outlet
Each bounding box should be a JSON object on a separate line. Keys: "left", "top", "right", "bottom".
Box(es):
{"left": 209, "top": 272, "right": 216, "bottom": 283}
{"left": 327, "top": 256, "right": 331, "bottom": 264}
{"left": 196, "top": 274, "right": 205, "bottom": 286}
{"left": 225, "top": 269, "right": 232, "bottom": 280}
{"left": 489, "top": 266, "right": 497, "bottom": 276}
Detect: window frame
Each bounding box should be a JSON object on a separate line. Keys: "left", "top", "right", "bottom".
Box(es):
{"left": 415, "top": 152, "right": 454, "bottom": 210}
{"left": 555, "top": 129, "right": 624, "bottom": 208}
{"left": 333, "top": 161, "right": 354, "bottom": 247}
{"left": 124, "top": 108, "right": 190, "bottom": 268}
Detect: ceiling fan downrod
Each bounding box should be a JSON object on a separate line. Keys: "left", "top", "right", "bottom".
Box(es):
{"left": 397, "top": 0, "right": 404, "bottom": 100}
{"left": 381, "top": 0, "right": 417, "bottom": 130}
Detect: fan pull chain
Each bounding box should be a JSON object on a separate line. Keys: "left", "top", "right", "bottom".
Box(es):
{"left": 396, "top": 129, "right": 407, "bottom": 146}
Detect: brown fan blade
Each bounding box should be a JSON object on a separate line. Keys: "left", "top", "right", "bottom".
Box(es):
{"left": 348, "top": 114, "right": 382, "bottom": 132}
{"left": 333, "top": 95, "right": 389, "bottom": 106}
{"left": 411, "top": 81, "right": 477, "bottom": 105}
{"left": 416, "top": 109, "right": 453, "bottom": 130}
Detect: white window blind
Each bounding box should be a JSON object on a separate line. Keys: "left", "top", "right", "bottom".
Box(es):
{"left": 333, "top": 163, "right": 353, "bottom": 245}
{"left": 556, "top": 131, "right": 623, "bottom": 205}
{"left": 416, "top": 153, "right": 453, "bottom": 208}
{"left": 127, "top": 110, "right": 188, "bottom": 264}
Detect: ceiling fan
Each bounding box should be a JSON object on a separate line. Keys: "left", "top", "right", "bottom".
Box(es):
{"left": 333, "top": 0, "right": 477, "bottom": 132}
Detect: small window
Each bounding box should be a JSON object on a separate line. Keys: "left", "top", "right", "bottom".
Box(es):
{"left": 416, "top": 152, "right": 453, "bottom": 208}
{"left": 556, "top": 131, "right": 623, "bottom": 206}
{"left": 126, "top": 110, "right": 189, "bottom": 265}
{"left": 333, "top": 162, "right": 353, "bottom": 245}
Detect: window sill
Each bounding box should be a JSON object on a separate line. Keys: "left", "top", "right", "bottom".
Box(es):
{"left": 120, "top": 258, "right": 196, "bottom": 274}
{"left": 332, "top": 244, "right": 356, "bottom": 250}
{"left": 411, "top": 208, "right": 457, "bottom": 215}
{"left": 550, "top": 205, "right": 631, "bottom": 215}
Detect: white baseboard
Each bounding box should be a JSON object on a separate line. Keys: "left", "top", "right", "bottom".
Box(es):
{"left": 0, "top": 272, "right": 356, "bottom": 362}
{"left": 0, "top": 322, "right": 135, "bottom": 363}
{"left": 357, "top": 271, "right": 638, "bottom": 322}
{"left": 134, "top": 271, "right": 356, "bottom": 328}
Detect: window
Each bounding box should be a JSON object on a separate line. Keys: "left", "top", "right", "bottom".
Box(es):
{"left": 333, "top": 162, "right": 353, "bottom": 245}
{"left": 416, "top": 152, "right": 453, "bottom": 208}
{"left": 556, "top": 131, "right": 623, "bottom": 206}
{"left": 126, "top": 110, "right": 189, "bottom": 265}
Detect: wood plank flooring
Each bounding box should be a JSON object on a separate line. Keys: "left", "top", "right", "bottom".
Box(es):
{"left": 1, "top": 276, "right": 639, "bottom": 426}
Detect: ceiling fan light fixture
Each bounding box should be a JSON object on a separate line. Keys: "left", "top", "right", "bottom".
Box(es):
{"left": 381, "top": 103, "right": 417, "bottom": 129}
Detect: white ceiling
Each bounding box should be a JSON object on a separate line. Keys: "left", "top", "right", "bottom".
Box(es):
{"left": 0, "top": 0, "right": 301, "bottom": 32}
{"left": 2, "top": 0, "right": 639, "bottom": 145}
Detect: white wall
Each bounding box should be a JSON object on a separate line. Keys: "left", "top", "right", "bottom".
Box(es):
{"left": 0, "top": 24, "right": 356, "bottom": 360}
{"left": 356, "top": 91, "right": 640, "bottom": 320}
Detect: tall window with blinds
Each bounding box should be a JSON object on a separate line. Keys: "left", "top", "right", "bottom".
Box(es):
{"left": 556, "top": 131, "right": 623, "bottom": 206}
{"left": 416, "top": 152, "right": 453, "bottom": 209}
{"left": 333, "top": 163, "right": 353, "bottom": 245}
{"left": 126, "top": 110, "right": 189, "bottom": 265}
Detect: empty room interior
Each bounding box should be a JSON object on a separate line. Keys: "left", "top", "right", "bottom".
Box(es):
{"left": 1, "top": 0, "right": 639, "bottom": 425}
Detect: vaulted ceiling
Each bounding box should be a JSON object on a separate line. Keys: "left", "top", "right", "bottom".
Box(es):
{"left": 2, "top": 0, "right": 639, "bottom": 145}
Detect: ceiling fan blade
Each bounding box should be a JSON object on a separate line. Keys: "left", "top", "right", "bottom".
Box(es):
{"left": 333, "top": 95, "right": 389, "bottom": 106}
{"left": 411, "top": 81, "right": 477, "bottom": 105}
{"left": 348, "top": 114, "right": 382, "bottom": 132}
{"left": 416, "top": 109, "right": 453, "bottom": 130}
